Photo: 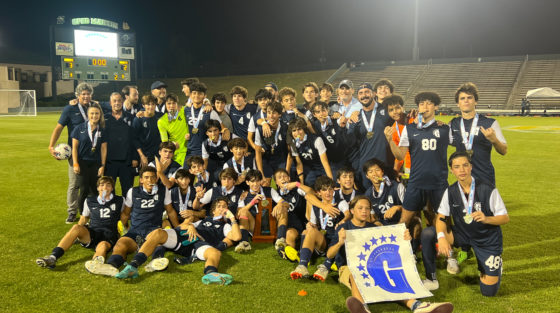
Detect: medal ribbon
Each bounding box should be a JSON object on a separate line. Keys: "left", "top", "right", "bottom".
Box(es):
{"left": 394, "top": 121, "right": 401, "bottom": 139}
{"left": 78, "top": 103, "right": 88, "bottom": 121}
{"left": 87, "top": 122, "right": 99, "bottom": 150}
{"left": 178, "top": 187, "right": 191, "bottom": 212}
{"left": 459, "top": 177, "right": 476, "bottom": 216}
{"left": 295, "top": 134, "right": 307, "bottom": 148}
{"left": 361, "top": 104, "right": 378, "bottom": 134}
{"left": 319, "top": 197, "right": 336, "bottom": 230}
{"left": 97, "top": 191, "right": 113, "bottom": 205}
{"left": 191, "top": 105, "right": 204, "bottom": 130}
{"left": 231, "top": 156, "right": 245, "bottom": 174}
{"left": 460, "top": 114, "right": 479, "bottom": 151}
{"left": 339, "top": 189, "right": 355, "bottom": 202}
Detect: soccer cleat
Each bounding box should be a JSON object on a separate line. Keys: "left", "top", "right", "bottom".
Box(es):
{"left": 145, "top": 257, "right": 169, "bottom": 272}
{"left": 413, "top": 302, "right": 453, "bottom": 313}
{"left": 330, "top": 263, "right": 338, "bottom": 271}
{"left": 422, "top": 279, "right": 440, "bottom": 291}
{"left": 201, "top": 272, "right": 234, "bottom": 286}
{"left": 85, "top": 261, "right": 118, "bottom": 277}
{"left": 65, "top": 213, "right": 77, "bottom": 224}
{"left": 446, "top": 257, "right": 460, "bottom": 275}
{"left": 274, "top": 238, "right": 287, "bottom": 251}
{"left": 36, "top": 255, "right": 56, "bottom": 269}
{"left": 117, "top": 220, "right": 127, "bottom": 236}
{"left": 312, "top": 264, "right": 329, "bottom": 281}
{"left": 234, "top": 241, "right": 252, "bottom": 253}
{"left": 346, "top": 296, "right": 371, "bottom": 313}
{"left": 284, "top": 246, "right": 300, "bottom": 262}
{"left": 457, "top": 249, "right": 473, "bottom": 264}
{"left": 115, "top": 264, "right": 139, "bottom": 279}
{"left": 91, "top": 255, "right": 104, "bottom": 264}
{"left": 290, "top": 264, "right": 309, "bottom": 280}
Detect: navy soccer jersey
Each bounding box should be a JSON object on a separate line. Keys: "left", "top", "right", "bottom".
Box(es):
{"left": 280, "top": 111, "right": 297, "bottom": 128}
{"left": 347, "top": 106, "right": 393, "bottom": 169}
{"left": 364, "top": 180, "right": 405, "bottom": 225}
{"left": 449, "top": 115, "right": 506, "bottom": 187}
{"left": 238, "top": 186, "right": 282, "bottom": 216}
{"left": 132, "top": 113, "right": 163, "bottom": 161}
{"left": 331, "top": 220, "right": 376, "bottom": 267}
{"left": 105, "top": 112, "right": 135, "bottom": 162}
{"left": 311, "top": 117, "right": 348, "bottom": 163}
{"left": 255, "top": 122, "right": 289, "bottom": 162}
{"left": 170, "top": 186, "right": 197, "bottom": 223}
{"left": 83, "top": 195, "right": 124, "bottom": 233}
{"left": 70, "top": 122, "right": 107, "bottom": 162}
{"left": 333, "top": 189, "right": 357, "bottom": 205}
{"left": 223, "top": 155, "right": 256, "bottom": 174}
{"left": 309, "top": 199, "right": 349, "bottom": 237}
{"left": 277, "top": 187, "right": 308, "bottom": 225}
{"left": 200, "top": 186, "right": 244, "bottom": 215}
{"left": 193, "top": 217, "right": 233, "bottom": 247}
{"left": 290, "top": 134, "right": 327, "bottom": 171}
{"left": 184, "top": 104, "right": 222, "bottom": 156}
{"left": 125, "top": 184, "right": 171, "bottom": 234}
{"left": 229, "top": 103, "right": 258, "bottom": 139}
{"left": 438, "top": 180, "right": 507, "bottom": 250}
{"left": 399, "top": 121, "right": 450, "bottom": 189}
{"left": 202, "top": 136, "right": 232, "bottom": 164}
{"left": 58, "top": 102, "right": 110, "bottom": 146}
{"left": 247, "top": 108, "right": 266, "bottom": 134}
{"left": 193, "top": 171, "right": 217, "bottom": 190}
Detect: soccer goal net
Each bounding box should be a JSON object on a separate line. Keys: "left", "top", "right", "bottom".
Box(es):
{"left": 0, "top": 89, "right": 37, "bottom": 116}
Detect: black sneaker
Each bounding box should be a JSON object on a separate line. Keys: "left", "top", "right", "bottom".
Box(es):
{"left": 65, "top": 213, "right": 77, "bottom": 224}
{"left": 36, "top": 255, "right": 56, "bottom": 269}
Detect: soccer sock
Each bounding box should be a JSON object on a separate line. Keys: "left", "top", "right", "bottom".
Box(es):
{"left": 420, "top": 226, "right": 437, "bottom": 278}
{"left": 323, "top": 257, "right": 334, "bottom": 270}
{"left": 299, "top": 235, "right": 306, "bottom": 249}
{"left": 216, "top": 241, "right": 228, "bottom": 251}
{"left": 299, "top": 248, "right": 312, "bottom": 266}
{"left": 152, "top": 246, "right": 166, "bottom": 259}
{"left": 204, "top": 266, "right": 218, "bottom": 274}
{"left": 107, "top": 254, "right": 125, "bottom": 269}
{"left": 51, "top": 247, "right": 65, "bottom": 259}
{"left": 241, "top": 229, "right": 250, "bottom": 242}
{"left": 410, "top": 300, "right": 422, "bottom": 311}
{"left": 277, "top": 225, "right": 287, "bottom": 239}
{"left": 130, "top": 253, "right": 148, "bottom": 268}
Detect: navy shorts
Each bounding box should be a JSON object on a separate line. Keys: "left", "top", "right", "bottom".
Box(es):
{"left": 81, "top": 226, "right": 118, "bottom": 249}
{"left": 123, "top": 227, "right": 159, "bottom": 248}
{"left": 452, "top": 227, "right": 503, "bottom": 277}
{"left": 402, "top": 185, "right": 447, "bottom": 212}
{"left": 287, "top": 214, "right": 305, "bottom": 234}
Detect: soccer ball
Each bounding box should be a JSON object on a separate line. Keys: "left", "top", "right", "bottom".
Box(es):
{"left": 54, "top": 143, "right": 72, "bottom": 160}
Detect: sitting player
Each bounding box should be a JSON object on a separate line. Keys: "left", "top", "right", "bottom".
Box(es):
{"left": 166, "top": 169, "right": 204, "bottom": 228}
{"left": 186, "top": 155, "right": 215, "bottom": 190}
{"left": 202, "top": 119, "right": 232, "bottom": 181}
{"left": 115, "top": 197, "right": 241, "bottom": 285}
{"left": 36, "top": 177, "right": 123, "bottom": 269}
{"left": 150, "top": 141, "right": 181, "bottom": 189}
{"left": 287, "top": 118, "right": 333, "bottom": 186}
{"left": 196, "top": 168, "right": 245, "bottom": 215}
{"left": 84, "top": 166, "right": 180, "bottom": 276}
{"left": 290, "top": 176, "right": 350, "bottom": 280}
{"left": 420, "top": 152, "right": 509, "bottom": 295}
{"left": 235, "top": 169, "right": 283, "bottom": 252}
{"left": 223, "top": 138, "right": 256, "bottom": 185}
{"left": 333, "top": 198, "right": 454, "bottom": 313}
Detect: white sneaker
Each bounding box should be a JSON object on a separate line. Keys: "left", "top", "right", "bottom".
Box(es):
{"left": 85, "top": 261, "right": 118, "bottom": 277}
{"left": 422, "top": 279, "right": 439, "bottom": 291}
{"left": 234, "top": 241, "right": 251, "bottom": 253}
{"left": 413, "top": 302, "right": 453, "bottom": 313}
{"left": 274, "top": 238, "right": 287, "bottom": 251}
{"left": 145, "top": 257, "right": 169, "bottom": 272}
{"left": 447, "top": 257, "right": 460, "bottom": 274}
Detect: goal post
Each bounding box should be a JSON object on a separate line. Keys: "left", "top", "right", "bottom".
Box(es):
{"left": 0, "top": 89, "right": 37, "bottom": 117}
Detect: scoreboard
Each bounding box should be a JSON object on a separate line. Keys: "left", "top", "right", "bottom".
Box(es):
{"left": 61, "top": 57, "right": 130, "bottom": 81}
{"left": 52, "top": 17, "right": 136, "bottom": 82}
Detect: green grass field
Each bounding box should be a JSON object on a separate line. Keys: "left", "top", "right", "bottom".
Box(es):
{"left": 0, "top": 114, "right": 559, "bottom": 313}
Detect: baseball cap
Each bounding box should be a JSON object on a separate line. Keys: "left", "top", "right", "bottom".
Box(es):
{"left": 338, "top": 79, "right": 353, "bottom": 89}
{"left": 264, "top": 82, "right": 278, "bottom": 91}
{"left": 151, "top": 81, "right": 167, "bottom": 90}
{"left": 357, "top": 82, "right": 373, "bottom": 91}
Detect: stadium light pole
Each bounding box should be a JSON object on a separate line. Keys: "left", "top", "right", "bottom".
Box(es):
{"left": 412, "top": 0, "right": 420, "bottom": 61}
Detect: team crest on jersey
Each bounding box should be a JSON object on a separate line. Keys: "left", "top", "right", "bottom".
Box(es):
{"left": 474, "top": 202, "right": 482, "bottom": 211}
{"left": 213, "top": 182, "right": 218, "bottom": 188}
{"left": 154, "top": 194, "right": 159, "bottom": 201}
{"left": 214, "top": 224, "right": 221, "bottom": 228}
{"left": 143, "top": 121, "right": 148, "bottom": 128}
{"left": 188, "top": 200, "right": 193, "bottom": 207}
{"left": 388, "top": 195, "right": 394, "bottom": 204}
{"left": 380, "top": 109, "right": 385, "bottom": 116}
{"left": 291, "top": 197, "right": 296, "bottom": 203}
{"left": 224, "top": 146, "right": 229, "bottom": 152}
{"left": 246, "top": 112, "right": 251, "bottom": 119}
{"left": 203, "top": 221, "right": 212, "bottom": 227}
{"left": 279, "top": 134, "right": 282, "bottom": 140}
{"left": 331, "top": 129, "right": 336, "bottom": 135}
{"left": 433, "top": 129, "right": 440, "bottom": 138}
{"left": 111, "top": 204, "right": 116, "bottom": 211}
{"left": 308, "top": 148, "right": 313, "bottom": 154}
{"left": 231, "top": 195, "right": 237, "bottom": 202}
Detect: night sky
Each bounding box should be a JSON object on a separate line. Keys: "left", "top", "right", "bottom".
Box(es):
{"left": 1, "top": 0, "right": 560, "bottom": 77}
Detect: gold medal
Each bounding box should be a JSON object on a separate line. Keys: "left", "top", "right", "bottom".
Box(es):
{"left": 192, "top": 128, "right": 199, "bottom": 134}
{"left": 261, "top": 199, "right": 269, "bottom": 207}
{"left": 366, "top": 131, "right": 374, "bottom": 139}
{"left": 91, "top": 147, "right": 96, "bottom": 153}
{"left": 271, "top": 148, "right": 275, "bottom": 154}
{"left": 464, "top": 214, "right": 473, "bottom": 224}
{"left": 320, "top": 229, "right": 327, "bottom": 235}
{"left": 466, "top": 150, "right": 474, "bottom": 158}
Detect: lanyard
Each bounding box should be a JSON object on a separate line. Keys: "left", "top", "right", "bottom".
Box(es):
{"left": 190, "top": 105, "right": 205, "bottom": 129}
{"left": 295, "top": 134, "right": 307, "bottom": 148}
{"left": 319, "top": 197, "right": 336, "bottom": 230}
{"left": 168, "top": 110, "right": 178, "bottom": 122}
{"left": 340, "top": 189, "right": 355, "bottom": 202}
{"left": 87, "top": 123, "right": 99, "bottom": 149}
{"left": 272, "top": 124, "right": 281, "bottom": 149}
{"left": 232, "top": 156, "right": 245, "bottom": 174}
{"left": 178, "top": 187, "right": 191, "bottom": 211}
{"left": 321, "top": 117, "right": 332, "bottom": 132}
{"left": 459, "top": 177, "right": 476, "bottom": 215}
{"left": 97, "top": 191, "right": 113, "bottom": 205}
{"left": 78, "top": 104, "right": 88, "bottom": 121}
{"left": 361, "top": 105, "right": 378, "bottom": 133}
{"left": 394, "top": 121, "right": 401, "bottom": 139}
{"left": 460, "top": 114, "right": 479, "bottom": 151}
{"left": 417, "top": 116, "right": 435, "bottom": 129}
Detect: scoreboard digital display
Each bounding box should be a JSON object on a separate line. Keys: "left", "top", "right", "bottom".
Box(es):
{"left": 61, "top": 57, "right": 130, "bottom": 81}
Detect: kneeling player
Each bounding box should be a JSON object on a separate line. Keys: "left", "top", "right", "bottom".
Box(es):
{"left": 85, "top": 166, "right": 180, "bottom": 276}
{"left": 115, "top": 197, "right": 240, "bottom": 285}
{"left": 290, "top": 176, "right": 350, "bottom": 280}
{"left": 337, "top": 197, "right": 454, "bottom": 313}
{"left": 36, "top": 177, "right": 123, "bottom": 269}
{"left": 421, "top": 152, "right": 508, "bottom": 295}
